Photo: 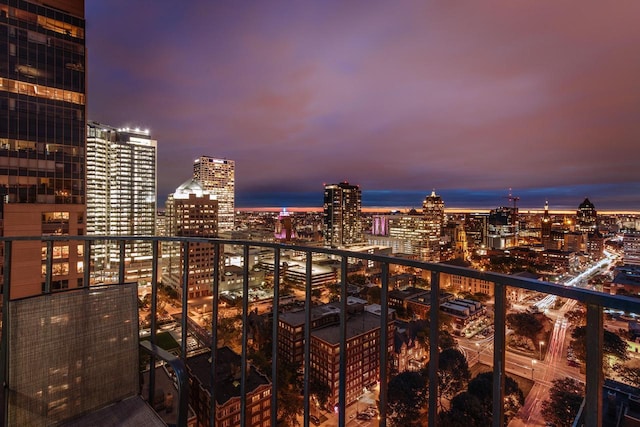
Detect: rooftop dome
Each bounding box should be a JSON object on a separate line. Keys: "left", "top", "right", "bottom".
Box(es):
{"left": 173, "top": 178, "right": 216, "bottom": 200}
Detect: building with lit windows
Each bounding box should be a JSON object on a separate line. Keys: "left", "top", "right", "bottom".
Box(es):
{"left": 193, "top": 156, "right": 235, "bottom": 232}
{"left": 624, "top": 232, "right": 640, "bottom": 267}
{"left": 422, "top": 190, "right": 444, "bottom": 261}
{"left": 279, "top": 298, "right": 394, "bottom": 408}
{"left": 86, "top": 122, "right": 157, "bottom": 282}
{"left": 0, "top": 0, "right": 86, "bottom": 297}
{"left": 186, "top": 347, "right": 271, "bottom": 427}
{"left": 165, "top": 179, "right": 218, "bottom": 299}
{"left": 486, "top": 206, "right": 517, "bottom": 249}
{"left": 577, "top": 198, "right": 598, "bottom": 233}
{"left": 323, "top": 181, "right": 362, "bottom": 247}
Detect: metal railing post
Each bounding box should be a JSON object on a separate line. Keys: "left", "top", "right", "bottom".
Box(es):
{"left": 428, "top": 270, "right": 440, "bottom": 426}
{"left": 1, "top": 240, "right": 12, "bottom": 427}
{"left": 118, "top": 239, "right": 125, "bottom": 283}
{"left": 270, "top": 247, "right": 281, "bottom": 427}
{"left": 241, "top": 244, "right": 250, "bottom": 427}
{"left": 338, "top": 255, "right": 348, "bottom": 427}
{"left": 492, "top": 282, "right": 506, "bottom": 427}
{"left": 379, "top": 261, "right": 390, "bottom": 427}
{"left": 83, "top": 240, "right": 90, "bottom": 287}
{"left": 303, "top": 251, "right": 312, "bottom": 427}
{"left": 210, "top": 243, "right": 221, "bottom": 427}
{"left": 585, "top": 304, "right": 604, "bottom": 427}
{"left": 181, "top": 242, "right": 189, "bottom": 360}
{"left": 148, "top": 239, "right": 159, "bottom": 408}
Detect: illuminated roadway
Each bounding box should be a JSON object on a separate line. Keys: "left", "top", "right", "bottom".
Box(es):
{"left": 458, "top": 248, "right": 620, "bottom": 426}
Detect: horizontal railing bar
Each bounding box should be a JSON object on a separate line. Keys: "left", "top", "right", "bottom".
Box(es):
{"left": 2, "top": 235, "right": 638, "bottom": 312}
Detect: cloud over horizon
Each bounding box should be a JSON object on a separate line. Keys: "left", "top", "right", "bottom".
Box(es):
{"left": 86, "top": 1, "right": 640, "bottom": 210}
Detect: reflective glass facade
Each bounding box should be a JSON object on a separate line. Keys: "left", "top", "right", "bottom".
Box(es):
{"left": 323, "top": 181, "right": 363, "bottom": 247}
{"left": 0, "top": 0, "right": 85, "bottom": 206}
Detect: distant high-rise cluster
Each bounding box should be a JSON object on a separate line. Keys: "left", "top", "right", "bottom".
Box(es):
{"left": 0, "top": 0, "right": 86, "bottom": 297}
{"left": 86, "top": 122, "right": 157, "bottom": 281}
{"left": 323, "top": 181, "right": 363, "bottom": 247}
{"left": 193, "top": 156, "right": 235, "bottom": 232}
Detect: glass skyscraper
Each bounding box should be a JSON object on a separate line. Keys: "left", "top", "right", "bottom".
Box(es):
{"left": 323, "top": 181, "right": 362, "bottom": 247}
{"left": 0, "top": 0, "right": 86, "bottom": 297}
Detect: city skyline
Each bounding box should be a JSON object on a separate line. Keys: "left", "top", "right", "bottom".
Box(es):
{"left": 86, "top": 2, "right": 640, "bottom": 210}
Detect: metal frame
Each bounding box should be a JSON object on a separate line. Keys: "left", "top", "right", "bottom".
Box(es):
{"left": 2, "top": 235, "right": 639, "bottom": 427}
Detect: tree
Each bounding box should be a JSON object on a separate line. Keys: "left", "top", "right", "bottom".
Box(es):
{"left": 413, "top": 321, "right": 457, "bottom": 352}
{"left": 441, "top": 372, "right": 524, "bottom": 426}
{"left": 309, "top": 377, "right": 332, "bottom": 409}
{"left": 438, "top": 330, "right": 457, "bottom": 351}
{"left": 506, "top": 312, "right": 544, "bottom": 343}
{"left": 564, "top": 307, "right": 586, "bottom": 326}
{"left": 570, "top": 326, "right": 629, "bottom": 365}
{"left": 613, "top": 364, "right": 640, "bottom": 387}
{"left": 427, "top": 348, "right": 470, "bottom": 411}
{"left": 276, "top": 361, "right": 304, "bottom": 426}
{"left": 366, "top": 286, "right": 382, "bottom": 304}
{"left": 387, "top": 371, "right": 427, "bottom": 426}
{"left": 541, "top": 377, "right": 584, "bottom": 427}
{"left": 439, "top": 392, "right": 485, "bottom": 427}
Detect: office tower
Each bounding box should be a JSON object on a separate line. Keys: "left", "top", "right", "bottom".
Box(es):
{"left": 388, "top": 214, "right": 433, "bottom": 261}
{"left": 193, "top": 156, "right": 234, "bottom": 232}
{"left": 0, "top": 0, "right": 86, "bottom": 297}
{"left": 86, "top": 122, "right": 157, "bottom": 282}
{"left": 422, "top": 190, "right": 444, "bottom": 261}
{"left": 323, "top": 181, "right": 362, "bottom": 247}
{"left": 486, "top": 207, "right": 517, "bottom": 249}
{"left": 576, "top": 198, "right": 597, "bottom": 233}
{"left": 165, "top": 179, "right": 218, "bottom": 298}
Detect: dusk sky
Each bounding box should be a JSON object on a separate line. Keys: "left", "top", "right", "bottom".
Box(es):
{"left": 86, "top": 1, "right": 640, "bottom": 211}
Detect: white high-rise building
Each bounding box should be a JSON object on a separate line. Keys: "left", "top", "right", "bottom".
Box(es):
{"left": 193, "top": 156, "right": 235, "bottom": 231}
{"left": 87, "top": 121, "right": 157, "bottom": 282}
{"left": 422, "top": 190, "right": 444, "bottom": 261}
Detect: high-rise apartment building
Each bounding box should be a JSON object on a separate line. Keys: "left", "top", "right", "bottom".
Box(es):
{"left": 86, "top": 122, "right": 157, "bottom": 282}
{"left": 193, "top": 156, "right": 234, "bottom": 232}
{"left": 323, "top": 181, "right": 362, "bottom": 247}
{"left": 165, "top": 179, "right": 218, "bottom": 299}
{"left": 422, "top": 190, "right": 444, "bottom": 261}
{"left": 0, "top": 0, "right": 86, "bottom": 297}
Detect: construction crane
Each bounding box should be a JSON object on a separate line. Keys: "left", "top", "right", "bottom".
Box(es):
{"left": 506, "top": 188, "right": 520, "bottom": 212}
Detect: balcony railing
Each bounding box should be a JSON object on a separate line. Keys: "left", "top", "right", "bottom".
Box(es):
{"left": 2, "top": 235, "right": 640, "bottom": 427}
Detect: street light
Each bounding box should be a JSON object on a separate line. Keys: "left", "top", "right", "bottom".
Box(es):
{"left": 476, "top": 342, "right": 480, "bottom": 359}
{"left": 539, "top": 341, "right": 545, "bottom": 360}
{"left": 531, "top": 359, "right": 536, "bottom": 379}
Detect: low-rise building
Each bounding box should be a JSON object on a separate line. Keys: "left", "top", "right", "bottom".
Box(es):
{"left": 186, "top": 347, "right": 271, "bottom": 427}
